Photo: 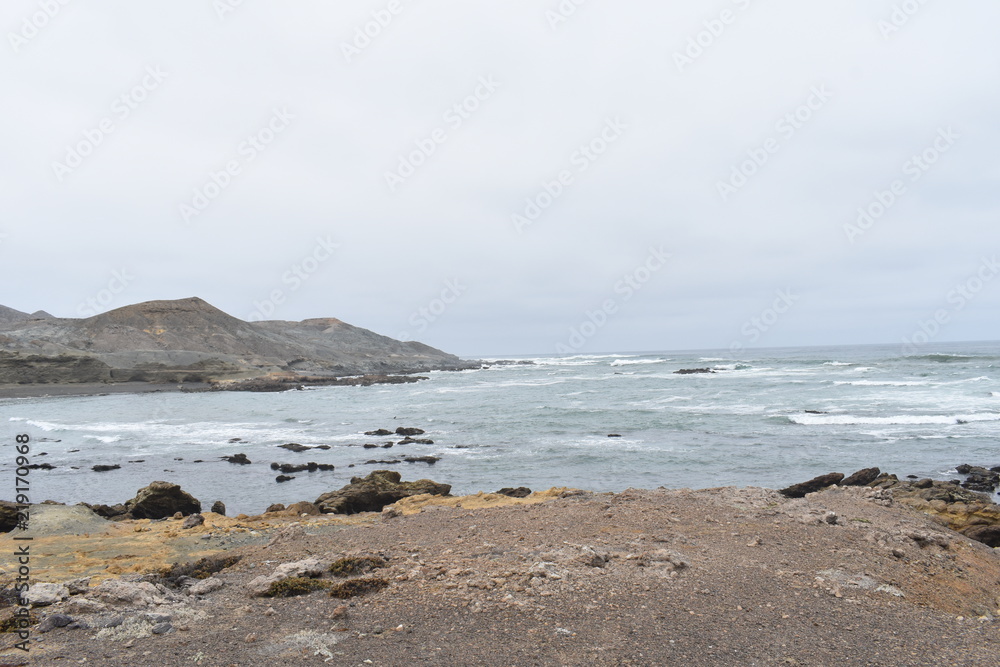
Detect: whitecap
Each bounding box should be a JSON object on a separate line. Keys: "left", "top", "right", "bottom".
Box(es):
{"left": 788, "top": 412, "right": 1000, "bottom": 426}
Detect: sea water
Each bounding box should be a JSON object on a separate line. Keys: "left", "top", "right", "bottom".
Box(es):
{"left": 3, "top": 341, "right": 998, "bottom": 515}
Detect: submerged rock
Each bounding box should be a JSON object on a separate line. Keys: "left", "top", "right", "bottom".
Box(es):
{"left": 314, "top": 470, "right": 451, "bottom": 514}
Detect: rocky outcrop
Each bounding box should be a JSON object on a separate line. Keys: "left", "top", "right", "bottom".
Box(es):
{"left": 0, "top": 351, "right": 113, "bottom": 384}
{"left": 779, "top": 473, "right": 845, "bottom": 498}
{"left": 314, "top": 470, "right": 451, "bottom": 514}
{"left": 841, "top": 467, "right": 881, "bottom": 487}
{"left": 125, "top": 482, "right": 201, "bottom": 519}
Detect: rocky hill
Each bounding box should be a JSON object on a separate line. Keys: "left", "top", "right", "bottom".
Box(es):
{"left": 0, "top": 297, "right": 475, "bottom": 385}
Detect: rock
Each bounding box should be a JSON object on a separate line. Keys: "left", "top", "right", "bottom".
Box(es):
{"left": 266, "top": 503, "right": 286, "bottom": 513}
{"left": 26, "top": 463, "right": 56, "bottom": 470}
{"left": 395, "top": 427, "right": 425, "bottom": 436}
{"left": 276, "top": 475, "right": 295, "bottom": 483}
{"left": 92, "top": 464, "right": 121, "bottom": 472}
{"left": 0, "top": 500, "right": 19, "bottom": 532}
{"left": 914, "top": 478, "right": 934, "bottom": 489}
{"left": 285, "top": 501, "right": 321, "bottom": 516}
{"left": 125, "top": 481, "right": 201, "bottom": 519}
{"left": 37, "top": 614, "right": 74, "bottom": 633}
{"left": 314, "top": 470, "right": 451, "bottom": 514}
{"left": 382, "top": 443, "right": 394, "bottom": 448}
{"left": 151, "top": 622, "right": 173, "bottom": 635}
{"left": 840, "top": 467, "right": 880, "bottom": 487}
{"left": 246, "top": 557, "right": 327, "bottom": 596}
{"left": 181, "top": 514, "right": 205, "bottom": 529}
{"left": 64, "top": 577, "right": 92, "bottom": 595}
{"left": 960, "top": 525, "right": 1000, "bottom": 548}
{"left": 210, "top": 500, "right": 226, "bottom": 516}
{"left": 143, "top": 613, "right": 173, "bottom": 624}
{"left": 366, "top": 459, "right": 401, "bottom": 465}
{"left": 223, "top": 453, "right": 251, "bottom": 465}
{"left": 279, "top": 443, "right": 310, "bottom": 452}
{"left": 674, "top": 368, "right": 714, "bottom": 374}
{"left": 403, "top": 456, "right": 440, "bottom": 464}
{"left": 398, "top": 437, "right": 434, "bottom": 445}
{"left": 365, "top": 429, "right": 393, "bottom": 437}
{"left": 956, "top": 465, "right": 1000, "bottom": 493}
{"left": 497, "top": 487, "right": 532, "bottom": 498}
{"left": 779, "top": 473, "right": 845, "bottom": 498}
{"left": 80, "top": 502, "right": 129, "bottom": 520}
{"left": 26, "top": 583, "right": 69, "bottom": 606}
{"left": 92, "top": 579, "right": 175, "bottom": 607}
{"left": 363, "top": 444, "right": 378, "bottom": 449}
{"left": 187, "top": 577, "right": 225, "bottom": 596}
{"left": 607, "top": 434, "right": 622, "bottom": 438}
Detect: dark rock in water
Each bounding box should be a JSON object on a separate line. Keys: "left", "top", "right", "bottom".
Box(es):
{"left": 403, "top": 456, "right": 440, "bottom": 464}
{"left": 315, "top": 445, "right": 331, "bottom": 450}
{"left": 272, "top": 462, "right": 334, "bottom": 474}
{"left": 363, "top": 444, "right": 379, "bottom": 449}
{"left": 275, "top": 475, "right": 295, "bottom": 483}
{"left": 497, "top": 487, "right": 532, "bottom": 498}
{"left": 127, "top": 482, "right": 201, "bottom": 519}
{"left": 779, "top": 473, "right": 845, "bottom": 498}
{"left": 840, "top": 467, "right": 880, "bottom": 487}
{"left": 674, "top": 368, "right": 714, "bottom": 375}
{"left": 279, "top": 443, "right": 310, "bottom": 452}
{"left": 315, "top": 463, "right": 335, "bottom": 471}
{"left": 0, "top": 500, "right": 19, "bottom": 532}
{"left": 314, "top": 469, "right": 451, "bottom": 514}
{"left": 210, "top": 501, "right": 226, "bottom": 516}
{"left": 366, "top": 459, "right": 401, "bottom": 465}
{"left": 398, "top": 437, "right": 434, "bottom": 445}
{"left": 395, "top": 427, "right": 425, "bottom": 436}
{"left": 26, "top": 463, "right": 56, "bottom": 470}
{"left": 906, "top": 475, "right": 919, "bottom": 479}
{"left": 955, "top": 464, "right": 1000, "bottom": 493}
{"left": 181, "top": 514, "right": 205, "bottom": 529}
{"left": 804, "top": 410, "right": 827, "bottom": 414}
{"left": 228, "top": 437, "right": 244, "bottom": 443}
{"left": 223, "top": 453, "right": 251, "bottom": 465}
{"left": 270, "top": 462, "right": 280, "bottom": 470}
{"left": 92, "top": 465, "right": 121, "bottom": 472}
{"left": 956, "top": 464, "right": 974, "bottom": 474}
{"left": 960, "top": 525, "right": 1000, "bottom": 548}
{"left": 365, "top": 429, "right": 393, "bottom": 437}
{"left": 607, "top": 434, "right": 622, "bottom": 438}
{"left": 128, "top": 460, "right": 145, "bottom": 463}
{"left": 266, "top": 503, "right": 286, "bottom": 513}
{"left": 382, "top": 442, "right": 394, "bottom": 448}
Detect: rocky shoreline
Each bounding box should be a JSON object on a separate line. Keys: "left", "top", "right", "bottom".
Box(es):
{"left": 3, "top": 465, "right": 1000, "bottom": 665}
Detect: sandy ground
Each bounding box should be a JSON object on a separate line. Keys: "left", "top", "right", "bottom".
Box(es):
{"left": 3, "top": 485, "right": 1000, "bottom": 666}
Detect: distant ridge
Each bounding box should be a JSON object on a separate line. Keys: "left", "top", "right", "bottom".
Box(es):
{"left": 0, "top": 297, "right": 476, "bottom": 385}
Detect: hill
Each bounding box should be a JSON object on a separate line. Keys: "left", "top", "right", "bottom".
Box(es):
{"left": 0, "top": 297, "right": 475, "bottom": 385}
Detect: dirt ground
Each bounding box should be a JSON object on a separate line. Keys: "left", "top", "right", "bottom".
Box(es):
{"left": 3, "top": 485, "right": 1000, "bottom": 666}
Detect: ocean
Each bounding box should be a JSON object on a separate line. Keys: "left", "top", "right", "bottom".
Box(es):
{"left": 3, "top": 341, "right": 999, "bottom": 516}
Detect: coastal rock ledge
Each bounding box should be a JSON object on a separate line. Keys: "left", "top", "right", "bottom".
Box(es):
{"left": 314, "top": 470, "right": 451, "bottom": 514}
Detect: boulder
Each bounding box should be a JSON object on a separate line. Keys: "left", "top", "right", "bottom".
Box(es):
{"left": 840, "top": 467, "right": 881, "bottom": 487}
{"left": 364, "top": 429, "right": 393, "bottom": 437}
{"left": 210, "top": 500, "right": 226, "bottom": 516}
{"left": 395, "top": 427, "right": 425, "bottom": 436}
{"left": 0, "top": 500, "right": 19, "bottom": 532}
{"left": 265, "top": 503, "right": 286, "bottom": 513}
{"left": 279, "top": 443, "right": 310, "bottom": 452}
{"left": 285, "top": 501, "right": 321, "bottom": 516}
{"left": 223, "top": 453, "right": 251, "bottom": 465}
{"left": 125, "top": 482, "right": 201, "bottom": 519}
{"left": 497, "top": 487, "right": 532, "bottom": 498}
{"left": 779, "top": 473, "right": 845, "bottom": 498}
{"left": 82, "top": 503, "right": 129, "bottom": 520}
{"left": 92, "top": 464, "right": 121, "bottom": 472}
{"left": 314, "top": 470, "right": 451, "bottom": 514}
{"left": 246, "top": 557, "right": 327, "bottom": 596}
{"left": 402, "top": 456, "right": 440, "bottom": 464}
{"left": 181, "top": 514, "right": 205, "bottom": 529}
{"left": 26, "top": 583, "right": 69, "bottom": 606}
{"left": 275, "top": 475, "right": 295, "bottom": 483}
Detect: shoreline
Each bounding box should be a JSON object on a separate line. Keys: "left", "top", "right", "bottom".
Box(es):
{"left": 0, "top": 382, "right": 210, "bottom": 400}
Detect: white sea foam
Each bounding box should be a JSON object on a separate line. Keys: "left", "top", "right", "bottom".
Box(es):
{"left": 992, "top": 392, "right": 1000, "bottom": 398}
{"left": 610, "top": 358, "right": 665, "bottom": 367}
{"left": 833, "top": 380, "right": 930, "bottom": 387}
{"left": 823, "top": 361, "right": 852, "bottom": 366}
{"left": 789, "top": 413, "right": 1000, "bottom": 426}
{"left": 83, "top": 435, "right": 122, "bottom": 444}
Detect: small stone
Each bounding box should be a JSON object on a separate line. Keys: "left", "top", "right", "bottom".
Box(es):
{"left": 245, "top": 632, "right": 258, "bottom": 643}
{"left": 37, "top": 614, "right": 74, "bottom": 633}
{"left": 182, "top": 514, "right": 205, "bottom": 529}
{"left": 173, "top": 512, "right": 183, "bottom": 520}
{"left": 151, "top": 622, "right": 173, "bottom": 635}
{"left": 264, "top": 607, "right": 276, "bottom": 616}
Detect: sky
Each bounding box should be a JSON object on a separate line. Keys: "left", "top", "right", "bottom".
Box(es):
{"left": 2, "top": 1, "right": 998, "bottom": 357}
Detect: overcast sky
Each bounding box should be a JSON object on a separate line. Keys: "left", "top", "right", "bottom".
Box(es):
{"left": 2, "top": 1, "right": 998, "bottom": 357}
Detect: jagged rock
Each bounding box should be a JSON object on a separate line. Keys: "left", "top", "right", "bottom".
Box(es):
{"left": 181, "top": 514, "right": 205, "bottom": 529}
{"left": 223, "top": 453, "right": 251, "bottom": 465}
{"left": 955, "top": 464, "right": 1000, "bottom": 493}
{"left": 365, "top": 429, "right": 393, "bottom": 437}
{"left": 960, "top": 525, "right": 1000, "bottom": 548}
{"left": 26, "top": 583, "right": 69, "bottom": 606}
{"left": 125, "top": 482, "right": 201, "bottom": 519}
{"left": 210, "top": 501, "right": 226, "bottom": 516}
{"left": 841, "top": 467, "right": 880, "bottom": 487}
{"left": 395, "top": 427, "right": 425, "bottom": 436}
{"left": 92, "top": 464, "right": 121, "bottom": 472}
{"left": 779, "top": 473, "right": 845, "bottom": 498}
{"left": 246, "top": 558, "right": 328, "bottom": 596}
{"left": 497, "top": 487, "right": 532, "bottom": 498}
{"left": 314, "top": 470, "right": 451, "bottom": 514}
